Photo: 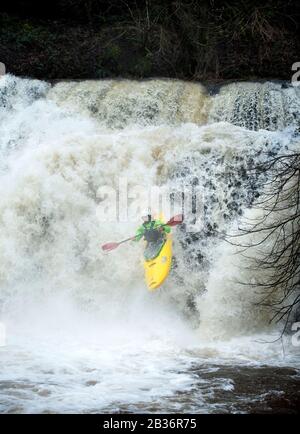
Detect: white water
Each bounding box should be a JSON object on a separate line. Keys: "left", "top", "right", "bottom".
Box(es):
{"left": 0, "top": 74, "right": 299, "bottom": 413}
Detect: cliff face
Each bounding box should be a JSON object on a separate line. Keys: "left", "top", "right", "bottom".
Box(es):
{"left": 0, "top": 0, "right": 299, "bottom": 80}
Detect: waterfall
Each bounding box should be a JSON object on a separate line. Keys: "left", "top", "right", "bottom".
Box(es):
{"left": 0, "top": 74, "right": 299, "bottom": 413}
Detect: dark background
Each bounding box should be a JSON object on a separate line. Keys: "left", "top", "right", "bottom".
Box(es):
{"left": 0, "top": 0, "right": 299, "bottom": 80}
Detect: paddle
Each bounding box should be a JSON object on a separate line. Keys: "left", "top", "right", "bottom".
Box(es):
{"left": 101, "top": 214, "right": 184, "bottom": 252}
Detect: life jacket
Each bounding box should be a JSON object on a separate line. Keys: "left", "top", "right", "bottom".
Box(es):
{"left": 143, "top": 221, "right": 163, "bottom": 243}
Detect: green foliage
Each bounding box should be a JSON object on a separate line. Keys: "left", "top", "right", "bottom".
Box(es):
{"left": 105, "top": 44, "right": 121, "bottom": 60}
{"left": 134, "top": 56, "right": 152, "bottom": 77}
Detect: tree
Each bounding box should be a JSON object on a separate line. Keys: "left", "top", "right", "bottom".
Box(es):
{"left": 226, "top": 150, "right": 300, "bottom": 335}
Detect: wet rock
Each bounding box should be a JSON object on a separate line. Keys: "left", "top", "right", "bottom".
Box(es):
{"left": 86, "top": 380, "right": 98, "bottom": 387}
{"left": 192, "top": 364, "right": 300, "bottom": 414}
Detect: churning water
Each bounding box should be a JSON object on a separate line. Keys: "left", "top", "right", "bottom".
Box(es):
{"left": 0, "top": 75, "right": 299, "bottom": 413}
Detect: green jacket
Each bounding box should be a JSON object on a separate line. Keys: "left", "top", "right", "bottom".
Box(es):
{"left": 134, "top": 219, "right": 171, "bottom": 242}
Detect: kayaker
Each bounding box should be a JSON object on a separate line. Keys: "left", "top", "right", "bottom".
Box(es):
{"left": 134, "top": 214, "right": 171, "bottom": 243}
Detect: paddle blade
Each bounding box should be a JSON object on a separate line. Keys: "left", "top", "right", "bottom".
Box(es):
{"left": 101, "top": 242, "right": 120, "bottom": 251}
{"left": 167, "top": 214, "right": 184, "bottom": 226}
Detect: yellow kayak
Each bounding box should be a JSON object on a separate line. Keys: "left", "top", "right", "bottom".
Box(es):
{"left": 143, "top": 215, "right": 172, "bottom": 291}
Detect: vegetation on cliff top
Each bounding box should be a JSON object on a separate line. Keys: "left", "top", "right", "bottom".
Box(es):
{"left": 0, "top": 0, "right": 299, "bottom": 80}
